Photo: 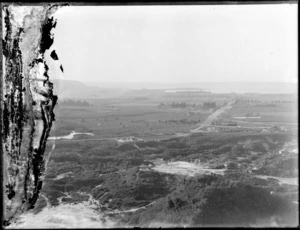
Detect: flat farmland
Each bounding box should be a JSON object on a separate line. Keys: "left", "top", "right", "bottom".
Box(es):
{"left": 51, "top": 97, "right": 213, "bottom": 138}
{"left": 223, "top": 101, "right": 297, "bottom": 124}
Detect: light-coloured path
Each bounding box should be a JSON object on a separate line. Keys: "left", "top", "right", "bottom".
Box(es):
{"left": 191, "top": 99, "right": 236, "bottom": 133}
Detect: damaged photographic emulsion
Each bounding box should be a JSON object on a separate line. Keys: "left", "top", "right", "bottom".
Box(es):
{"left": 1, "top": 1, "right": 298, "bottom": 228}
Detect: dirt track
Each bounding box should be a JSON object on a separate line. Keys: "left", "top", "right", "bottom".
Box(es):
{"left": 191, "top": 99, "right": 236, "bottom": 133}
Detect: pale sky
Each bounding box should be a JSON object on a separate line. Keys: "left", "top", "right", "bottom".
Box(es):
{"left": 52, "top": 4, "right": 298, "bottom": 83}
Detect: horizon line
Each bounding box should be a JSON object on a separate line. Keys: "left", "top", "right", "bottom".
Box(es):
{"left": 55, "top": 80, "right": 298, "bottom": 84}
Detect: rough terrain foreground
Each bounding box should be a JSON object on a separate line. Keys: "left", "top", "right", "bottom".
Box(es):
{"left": 2, "top": 3, "right": 62, "bottom": 225}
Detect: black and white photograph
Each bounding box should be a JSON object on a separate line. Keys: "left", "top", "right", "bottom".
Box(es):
{"left": 1, "top": 1, "right": 298, "bottom": 228}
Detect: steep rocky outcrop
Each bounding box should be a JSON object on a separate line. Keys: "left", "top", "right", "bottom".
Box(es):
{"left": 2, "top": 4, "right": 63, "bottom": 225}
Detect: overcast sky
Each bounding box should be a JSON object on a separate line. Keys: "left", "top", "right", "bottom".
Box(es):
{"left": 53, "top": 4, "right": 297, "bottom": 83}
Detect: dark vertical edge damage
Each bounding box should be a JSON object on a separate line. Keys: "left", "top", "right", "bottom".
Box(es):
{"left": 26, "top": 13, "right": 59, "bottom": 210}
{"left": 2, "top": 4, "right": 59, "bottom": 225}
{"left": 0, "top": 3, "right": 4, "bottom": 227}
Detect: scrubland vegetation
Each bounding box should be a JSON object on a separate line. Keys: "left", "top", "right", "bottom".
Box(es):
{"left": 37, "top": 89, "right": 298, "bottom": 227}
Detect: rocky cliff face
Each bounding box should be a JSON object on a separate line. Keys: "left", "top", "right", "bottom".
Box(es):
{"left": 2, "top": 4, "right": 63, "bottom": 225}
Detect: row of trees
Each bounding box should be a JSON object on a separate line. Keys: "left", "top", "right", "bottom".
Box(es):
{"left": 159, "top": 102, "right": 196, "bottom": 108}
{"left": 202, "top": 101, "right": 217, "bottom": 109}
{"left": 237, "top": 98, "right": 296, "bottom": 104}
{"left": 59, "top": 99, "right": 90, "bottom": 106}
{"left": 158, "top": 101, "right": 217, "bottom": 109}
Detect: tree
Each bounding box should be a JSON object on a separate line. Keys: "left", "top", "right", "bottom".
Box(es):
{"left": 168, "top": 197, "right": 175, "bottom": 209}
{"left": 227, "top": 162, "right": 238, "bottom": 170}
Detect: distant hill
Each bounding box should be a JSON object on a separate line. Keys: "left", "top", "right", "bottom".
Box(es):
{"left": 84, "top": 81, "right": 297, "bottom": 94}
{"left": 51, "top": 80, "right": 297, "bottom": 99}
{"left": 51, "top": 80, "right": 127, "bottom": 99}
